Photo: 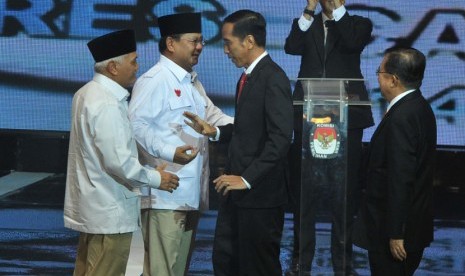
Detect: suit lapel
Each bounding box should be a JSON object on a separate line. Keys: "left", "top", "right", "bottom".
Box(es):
{"left": 311, "top": 15, "right": 325, "bottom": 67}
{"left": 235, "top": 55, "right": 271, "bottom": 114}
{"left": 370, "top": 90, "right": 421, "bottom": 143}
{"left": 370, "top": 114, "right": 387, "bottom": 143}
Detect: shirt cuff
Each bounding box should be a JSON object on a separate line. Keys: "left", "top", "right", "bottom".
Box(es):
{"left": 242, "top": 177, "right": 251, "bottom": 189}
{"left": 209, "top": 127, "right": 221, "bottom": 142}
{"left": 147, "top": 168, "right": 161, "bottom": 189}
{"left": 333, "top": 5, "right": 347, "bottom": 21}
{"left": 298, "top": 15, "right": 313, "bottom": 32}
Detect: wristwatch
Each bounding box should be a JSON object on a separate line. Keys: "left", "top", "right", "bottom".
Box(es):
{"left": 303, "top": 8, "right": 315, "bottom": 17}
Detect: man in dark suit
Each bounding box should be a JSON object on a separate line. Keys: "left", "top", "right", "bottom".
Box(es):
{"left": 284, "top": 0, "right": 374, "bottom": 275}
{"left": 357, "top": 47, "right": 436, "bottom": 275}
{"left": 184, "top": 9, "right": 293, "bottom": 276}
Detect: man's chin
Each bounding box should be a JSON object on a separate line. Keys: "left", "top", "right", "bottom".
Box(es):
{"left": 125, "top": 79, "right": 137, "bottom": 89}
{"left": 230, "top": 59, "right": 241, "bottom": 68}
{"left": 235, "top": 62, "right": 245, "bottom": 69}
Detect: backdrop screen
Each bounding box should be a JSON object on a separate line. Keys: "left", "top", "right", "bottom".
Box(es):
{"left": 1, "top": 1, "right": 464, "bottom": 146}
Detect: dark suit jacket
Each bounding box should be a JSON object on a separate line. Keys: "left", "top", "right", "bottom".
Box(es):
{"left": 285, "top": 12, "right": 374, "bottom": 130}
{"left": 218, "top": 55, "right": 293, "bottom": 208}
{"left": 362, "top": 90, "right": 436, "bottom": 252}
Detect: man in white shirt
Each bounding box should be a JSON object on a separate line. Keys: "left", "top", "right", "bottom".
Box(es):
{"left": 64, "top": 29, "right": 179, "bottom": 276}
{"left": 129, "top": 13, "right": 233, "bottom": 276}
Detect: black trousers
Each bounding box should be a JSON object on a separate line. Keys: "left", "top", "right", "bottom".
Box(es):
{"left": 368, "top": 249, "right": 424, "bottom": 276}
{"left": 288, "top": 128, "right": 363, "bottom": 274}
{"left": 212, "top": 195, "right": 285, "bottom": 276}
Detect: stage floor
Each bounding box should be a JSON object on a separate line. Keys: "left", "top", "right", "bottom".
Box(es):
{"left": 0, "top": 173, "right": 464, "bottom": 275}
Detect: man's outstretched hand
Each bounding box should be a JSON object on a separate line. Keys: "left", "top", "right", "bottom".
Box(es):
{"left": 183, "top": 111, "right": 217, "bottom": 138}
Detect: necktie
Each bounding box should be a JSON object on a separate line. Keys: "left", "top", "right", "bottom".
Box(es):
{"left": 322, "top": 20, "right": 335, "bottom": 78}
{"left": 324, "top": 20, "right": 335, "bottom": 28}
{"left": 324, "top": 20, "right": 335, "bottom": 46}
{"left": 237, "top": 73, "right": 247, "bottom": 102}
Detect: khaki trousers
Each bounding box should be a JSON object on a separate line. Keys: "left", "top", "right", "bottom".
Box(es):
{"left": 73, "top": 232, "right": 132, "bottom": 276}
{"left": 140, "top": 209, "right": 200, "bottom": 276}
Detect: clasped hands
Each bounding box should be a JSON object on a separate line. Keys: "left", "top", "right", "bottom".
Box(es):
{"left": 306, "top": 0, "right": 345, "bottom": 11}
{"left": 183, "top": 111, "right": 247, "bottom": 195}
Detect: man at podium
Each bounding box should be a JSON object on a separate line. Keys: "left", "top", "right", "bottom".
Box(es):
{"left": 284, "top": 0, "right": 374, "bottom": 275}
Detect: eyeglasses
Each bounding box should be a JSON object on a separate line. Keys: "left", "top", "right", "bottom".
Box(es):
{"left": 181, "top": 38, "right": 206, "bottom": 46}
{"left": 376, "top": 67, "right": 393, "bottom": 76}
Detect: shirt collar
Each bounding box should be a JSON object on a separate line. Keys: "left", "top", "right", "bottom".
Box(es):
{"left": 191, "top": 71, "right": 199, "bottom": 83}
{"left": 93, "top": 73, "right": 129, "bottom": 102}
{"left": 160, "top": 55, "right": 195, "bottom": 83}
{"left": 322, "top": 12, "right": 331, "bottom": 24}
{"left": 323, "top": 5, "right": 346, "bottom": 23}
{"left": 387, "top": 89, "right": 416, "bottom": 113}
{"left": 244, "top": 51, "right": 268, "bottom": 75}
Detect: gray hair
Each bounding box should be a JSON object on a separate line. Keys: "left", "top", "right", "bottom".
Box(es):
{"left": 94, "top": 53, "right": 127, "bottom": 73}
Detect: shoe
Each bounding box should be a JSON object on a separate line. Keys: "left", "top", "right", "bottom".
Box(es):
{"left": 285, "top": 262, "right": 299, "bottom": 276}
{"left": 334, "top": 268, "right": 359, "bottom": 276}
{"left": 346, "top": 269, "right": 359, "bottom": 276}
{"left": 285, "top": 263, "right": 311, "bottom": 276}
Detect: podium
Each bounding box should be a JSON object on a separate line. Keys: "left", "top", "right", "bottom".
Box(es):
{"left": 293, "top": 78, "right": 371, "bottom": 274}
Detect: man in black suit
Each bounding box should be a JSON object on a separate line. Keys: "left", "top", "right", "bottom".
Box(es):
{"left": 284, "top": 0, "right": 374, "bottom": 275}
{"left": 184, "top": 10, "right": 293, "bottom": 276}
{"left": 357, "top": 47, "right": 436, "bottom": 275}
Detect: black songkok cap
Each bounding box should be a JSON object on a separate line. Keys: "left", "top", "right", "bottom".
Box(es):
{"left": 158, "top": 13, "right": 201, "bottom": 37}
{"left": 87, "top": 29, "right": 137, "bottom": 62}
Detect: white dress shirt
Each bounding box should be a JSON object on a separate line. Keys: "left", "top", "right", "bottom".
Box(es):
{"left": 129, "top": 55, "right": 233, "bottom": 210}
{"left": 64, "top": 73, "right": 161, "bottom": 234}
{"left": 386, "top": 89, "right": 416, "bottom": 114}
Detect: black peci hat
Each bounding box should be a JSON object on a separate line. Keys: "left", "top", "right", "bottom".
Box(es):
{"left": 158, "top": 12, "right": 201, "bottom": 37}
{"left": 87, "top": 29, "right": 137, "bottom": 62}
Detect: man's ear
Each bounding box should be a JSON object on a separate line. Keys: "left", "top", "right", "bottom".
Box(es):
{"left": 245, "top": 34, "right": 255, "bottom": 50}
{"left": 106, "top": 60, "right": 118, "bottom": 76}
{"left": 390, "top": 74, "right": 399, "bottom": 88}
{"left": 166, "top": 37, "right": 176, "bottom": 53}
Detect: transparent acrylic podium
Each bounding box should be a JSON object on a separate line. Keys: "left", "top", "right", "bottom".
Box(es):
{"left": 294, "top": 78, "right": 371, "bottom": 275}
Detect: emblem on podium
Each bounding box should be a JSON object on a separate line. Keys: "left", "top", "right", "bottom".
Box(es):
{"left": 309, "top": 123, "right": 340, "bottom": 159}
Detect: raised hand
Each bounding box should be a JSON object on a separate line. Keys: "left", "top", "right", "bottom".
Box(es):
{"left": 183, "top": 111, "right": 217, "bottom": 138}
{"left": 319, "top": 0, "right": 345, "bottom": 14}
{"left": 306, "top": 0, "right": 319, "bottom": 11}
{"left": 334, "top": 0, "right": 345, "bottom": 8}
